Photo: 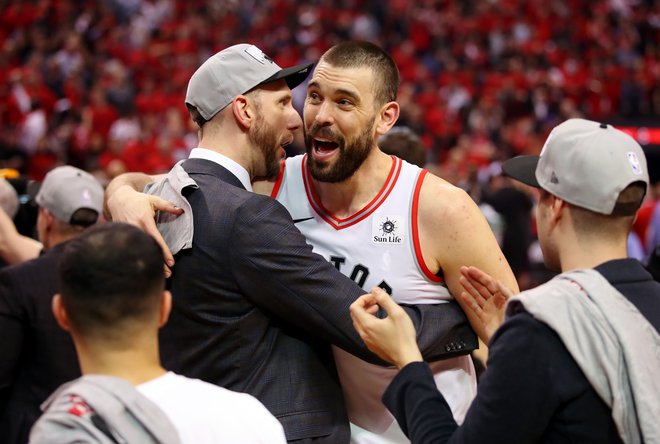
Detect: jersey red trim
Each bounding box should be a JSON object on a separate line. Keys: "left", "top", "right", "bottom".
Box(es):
{"left": 412, "top": 170, "right": 443, "bottom": 283}
{"left": 270, "top": 159, "right": 286, "bottom": 199}
{"left": 302, "top": 155, "right": 402, "bottom": 230}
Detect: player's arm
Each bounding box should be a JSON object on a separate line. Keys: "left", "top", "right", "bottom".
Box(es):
{"left": 0, "top": 208, "right": 41, "bottom": 265}
{"left": 418, "top": 173, "right": 519, "bottom": 343}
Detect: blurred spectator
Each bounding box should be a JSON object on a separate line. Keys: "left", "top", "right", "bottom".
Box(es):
{"left": 0, "top": 166, "right": 104, "bottom": 443}
{"left": 0, "top": 0, "right": 657, "bottom": 224}
{"left": 378, "top": 126, "right": 426, "bottom": 167}
{"left": 481, "top": 171, "right": 535, "bottom": 289}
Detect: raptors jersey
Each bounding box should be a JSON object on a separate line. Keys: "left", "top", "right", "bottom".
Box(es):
{"left": 273, "top": 154, "right": 476, "bottom": 443}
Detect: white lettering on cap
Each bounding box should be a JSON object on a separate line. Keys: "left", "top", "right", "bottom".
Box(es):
{"left": 245, "top": 45, "right": 273, "bottom": 65}
{"left": 627, "top": 152, "right": 643, "bottom": 175}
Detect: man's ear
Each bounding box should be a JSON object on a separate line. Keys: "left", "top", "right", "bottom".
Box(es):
{"left": 158, "top": 290, "right": 172, "bottom": 327}
{"left": 549, "top": 195, "right": 566, "bottom": 228}
{"left": 39, "top": 207, "right": 54, "bottom": 229}
{"left": 232, "top": 95, "right": 253, "bottom": 130}
{"left": 52, "top": 294, "right": 71, "bottom": 332}
{"left": 375, "top": 101, "right": 400, "bottom": 137}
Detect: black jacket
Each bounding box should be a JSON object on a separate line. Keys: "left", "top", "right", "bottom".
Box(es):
{"left": 0, "top": 242, "right": 80, "bottom": 444}
{"left": 383, "top": 258, "right": 660, "bottom": 444}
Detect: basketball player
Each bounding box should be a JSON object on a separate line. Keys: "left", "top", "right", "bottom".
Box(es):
{"left": 106, "top": 41, "right": 517, "bottom": 444}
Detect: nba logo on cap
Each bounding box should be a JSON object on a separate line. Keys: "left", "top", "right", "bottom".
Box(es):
{"left": 627, "top": 152, "right": 642, "bottom": 175}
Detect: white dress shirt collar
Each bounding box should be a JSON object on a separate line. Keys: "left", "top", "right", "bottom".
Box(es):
{"left": 189, "top": 148, "right": 252, "bottom": 192}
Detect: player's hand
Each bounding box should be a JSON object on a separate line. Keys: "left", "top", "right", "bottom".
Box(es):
{"left": 106, "top": 185, "right": 182, "bottom": 277}
{"left": 457, "top": 265, "right": 515, "bottom": 344}
{"left": 350, "top": 287, "right": 423, "bottom": 369}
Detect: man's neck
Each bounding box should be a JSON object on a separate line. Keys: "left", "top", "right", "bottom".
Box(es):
{"left": 42, "top": 232, "right": 76, "bottom": 252}
{"left": 559, "top": 237, "right": 629, "bottom": 272}
{"left": 198, "top": 132, "right": 255, "bottom": 180}
{"left": 311, "top": 148, "right": 392, "bottom": 218}
{"left": 75, "top": 337, "right": 166, "bottom": 386}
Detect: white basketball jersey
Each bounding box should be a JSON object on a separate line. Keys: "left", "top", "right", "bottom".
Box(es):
{"left": 273, "top": 154, "right": 477, "bottom": 443}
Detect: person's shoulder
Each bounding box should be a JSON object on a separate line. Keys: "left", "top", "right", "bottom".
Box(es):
{"left": 0, "top": 246, "right": 57, "bottom": 289}
{"left": 417, "top": 170, "right": 481, "bottom": 228}
{"left": 30, "top": 379, "right": 104, "bottom": 443}
{"left": 166, "top": 373, "right": 275, "bottom": 415}
{"left": 492, "top": 309, "right": 569, "bottom": 360}
{"left": 420, "top": 170, "right": 474, "bottom": 210}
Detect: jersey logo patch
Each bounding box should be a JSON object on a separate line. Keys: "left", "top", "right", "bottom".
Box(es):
{"left": 372, "top": 216, "right": 404, "bottom": 244}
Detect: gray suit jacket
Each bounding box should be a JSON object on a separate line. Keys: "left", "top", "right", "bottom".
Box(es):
{"left": 159, "top": 158, "right": 476, "bottom": 443}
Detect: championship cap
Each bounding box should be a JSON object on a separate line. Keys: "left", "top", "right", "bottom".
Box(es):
{"left": 35, "top": 166, "right": 104, "bottom": 225}
{"left": 185, "top": 44, "right": 313, "bottom": 126}
{"left": 502, "top": 118, "right": 649, "bottom": 216}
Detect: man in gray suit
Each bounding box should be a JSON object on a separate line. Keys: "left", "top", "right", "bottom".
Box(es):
{"left": 106, "top": 44, "right": 475, "bottom": 443}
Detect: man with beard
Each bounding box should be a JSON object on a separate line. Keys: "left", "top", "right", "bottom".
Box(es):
{"left": 267, "top": 41, "right": 516, "bottom": 443}
{"left": 105, "top": 43, "right": 476, "bottom": 443}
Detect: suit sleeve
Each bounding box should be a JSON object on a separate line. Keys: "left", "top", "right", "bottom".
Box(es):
{"left": 0, "top": 269, "right": 25, "bottom": 416}
{"left": 399, "top": 301, "right": 476, "bottom": 361}
{"left": 230, "top": 196, "right": 474, "bottom": 363}
{"left": 383, "top": 314, "right": 561, "bottom": 444}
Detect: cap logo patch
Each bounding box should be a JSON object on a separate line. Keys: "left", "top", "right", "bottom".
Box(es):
{"left": 244, "top": 45, "right": 274, "bottom": 65}
{"left": 627, "top": 152, "right": 643, "bottom": 175}
{"left": 550, "top": 172, "right": 559, "bottom": 184}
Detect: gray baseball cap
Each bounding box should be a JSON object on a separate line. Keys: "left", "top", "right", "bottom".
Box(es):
{"left": 502, "top": 118, "right": 649, "bottom": 216}
{"left": 35, "top": 166, "right": 104, "bottom": 225}
{"left": 185, "top": 44, "right": 313, "bottom": 125}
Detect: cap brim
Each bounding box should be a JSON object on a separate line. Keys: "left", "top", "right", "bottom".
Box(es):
{"left": 261, "top": 62, "right": 314, "bottom": 90}
{"left": 502, "top": 155, "right": 541, "bottom": 188}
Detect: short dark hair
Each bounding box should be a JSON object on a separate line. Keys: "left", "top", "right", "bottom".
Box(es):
{"left": 70, "top": 208, "right": 99, "bottom": 227}
{"left": 186, "top": 103, "right": 207, "bottom": 128}
{"left": 58, "top": 223, "right": 165, "bottom": 341}
{"left": 321, "top": 41, "right": 400, "bottom": 106}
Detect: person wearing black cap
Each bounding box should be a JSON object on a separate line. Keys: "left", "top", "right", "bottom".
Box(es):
{"left": 0, "top": 165, "right": 105, "bottom": 444}
{"left": 350, "top": 119, "right": 660, "bottom": 443}
{"left": 105, "top": 44, "right": 474, "bottom": 443}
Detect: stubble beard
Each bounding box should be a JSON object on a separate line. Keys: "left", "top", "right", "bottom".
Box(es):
{"left": 250, "top": 114, "right": 282, "bottom": 181}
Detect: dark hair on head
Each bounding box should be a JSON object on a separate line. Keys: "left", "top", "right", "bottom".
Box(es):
{"left": 321, "top": 41, "right": 400, "bottom": 106}
{"left": 58, "top": 222, "right": 165, "bottom": 340}
{"left": 186, "top": 103, "right": 207, "bottom": 128}
{"left": 69, "top": 208, "right": 99, "bottom": 227}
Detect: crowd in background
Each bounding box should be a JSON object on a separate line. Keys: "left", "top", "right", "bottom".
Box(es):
{"left": 1, "top": 0, "right": 659, "bottom": 281}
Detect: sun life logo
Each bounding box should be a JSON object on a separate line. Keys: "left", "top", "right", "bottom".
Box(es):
{"left": 373, "top": 216, "right": 403, "bottom": 244}
{"left": 380, "top": 218, "right": 396, "bottom": 235}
